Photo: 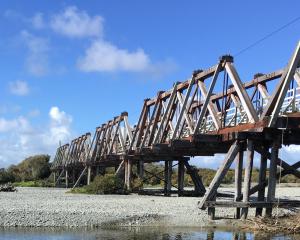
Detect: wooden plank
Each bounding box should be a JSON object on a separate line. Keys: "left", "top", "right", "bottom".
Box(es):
{"left": 198, "top": 141, "right": 240, "bottom": 209}
{"left": 204, "top": 200, "right": 300, "bottom": 208}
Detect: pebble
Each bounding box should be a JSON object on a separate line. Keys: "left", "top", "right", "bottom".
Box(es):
{"left": 0, "top": 187, "right": 298, "bottom": 227}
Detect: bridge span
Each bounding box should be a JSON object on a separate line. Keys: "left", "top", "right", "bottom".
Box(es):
{"left": 51, "top": 41, "right": 300, "bottom": 220}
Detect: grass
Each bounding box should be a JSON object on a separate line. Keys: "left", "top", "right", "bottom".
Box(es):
{"left": 245, "top": 212, "right": 300, "bottom": 233}
{"left": 67, "top": 186, "right": 89, "bottom": 194}
{"left": 13, "top": 180, "right": 53, "bottom": 187}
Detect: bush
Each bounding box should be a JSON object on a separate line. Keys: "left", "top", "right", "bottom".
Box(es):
{"left": 86, "top": 174, "right": 124, "bottom": 194}
{"left": 132, "top": 177, "right": 143, "bottom": 191}
{"left": 16, "top": 155, "right": 51, "bottom": 181}
{"left": 0, "top": 169, "right": 15, "bottom": 184}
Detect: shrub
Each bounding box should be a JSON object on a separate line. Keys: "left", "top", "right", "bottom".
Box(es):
{"left": 16, "top": 155, "right": 51, "bottom": 181}
{"left": 132, "top": 177, "right": 143, "bottom": 191}
{"left": 86, "top": 174, "right": 124, "bottom": 194}
{"left": 0, "top": 169, "right": 15, "bottom": 184}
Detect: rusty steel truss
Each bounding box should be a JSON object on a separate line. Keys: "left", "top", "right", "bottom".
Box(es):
{"left": 51, "top": 41, "right": 300, "bottom": 219}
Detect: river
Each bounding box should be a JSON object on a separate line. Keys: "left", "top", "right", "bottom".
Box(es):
{"left": 0, "top": 227, "right": 298, "bottom": 240}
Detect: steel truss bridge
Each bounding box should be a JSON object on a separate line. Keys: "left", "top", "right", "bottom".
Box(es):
{"left": 52, "top": 41, "right": 300, "bottom": 220}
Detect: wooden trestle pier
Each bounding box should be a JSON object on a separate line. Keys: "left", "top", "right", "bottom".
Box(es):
{"left": 51, "top": 41, "right": 300, "bottom": 219}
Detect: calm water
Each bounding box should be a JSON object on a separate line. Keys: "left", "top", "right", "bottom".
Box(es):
{"left": 0, "top": 227, "right": 298, "bottom": 240}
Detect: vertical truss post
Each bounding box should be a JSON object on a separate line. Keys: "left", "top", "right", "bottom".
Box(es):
{"left": 266, "top": 140, "right": 280, "bottom": 217}
{"left": 234, "top": 147, "right": 244, "bottom": 219}
{"left": 241, "top": 140, "right": 254, "bottom": 220}
{"left": 256, "top": 144, "right": 268, "bottom": 216}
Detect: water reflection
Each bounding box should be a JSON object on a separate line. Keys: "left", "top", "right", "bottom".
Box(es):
{"left": 0, "top": 227, "right": 298, "bottom": 240}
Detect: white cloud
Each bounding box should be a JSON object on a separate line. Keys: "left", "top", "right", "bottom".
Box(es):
{"left": 31, "top": 12, "right": 45, "bottom": 29}
{"left": 0, "top": 107, "right": 73, "bottom": 167}
{"left": 0, "top": 118, "right": 19, "bottom": 132}
{"left": 78, "top": 40, "right": 151, "bottom": 72}
{"left": 48, "top": 106, "right": 72, "bottom": 145}
{"left": 50, "top": 6, "right": 103, "bottom": 38}
{"left": 280, "top": 145, "right": 300, "bottom": 165}
{"left": 9, "top": 80, "right": 29, "bottom": 96}
{"left": 21, "top": 30, "right": 49, "bottom": 76}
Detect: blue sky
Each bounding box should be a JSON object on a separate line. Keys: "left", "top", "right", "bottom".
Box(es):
{"left": 0, "top": 1, "right": 300, "bottom": 167}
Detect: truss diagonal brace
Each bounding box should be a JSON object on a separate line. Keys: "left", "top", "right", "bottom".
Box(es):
{"left": 225, "top": 63, "right": 258, "bottom": 123}
{"left": 153, "top": 82, "right": 179, "bottom": 144}
{"left": 197, "top": 81, "right": 221, "bottom": 130}
{"left": 171, "top": 78, "right": 195, "bottom": 140}
{"left": 267, "top": 42, "right": 300, "bottom": 127}
{"left": 194, "top": 63, "right": 222, "bottom": 134}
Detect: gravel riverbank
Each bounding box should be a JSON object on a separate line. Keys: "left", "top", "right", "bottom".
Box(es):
{"left": 0, "top": 187, "right": 299, "bottom": 227}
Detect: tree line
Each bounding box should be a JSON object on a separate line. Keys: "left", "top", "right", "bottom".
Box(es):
{"left": 1, "top": 156, "right": 299, "bottom": 186}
